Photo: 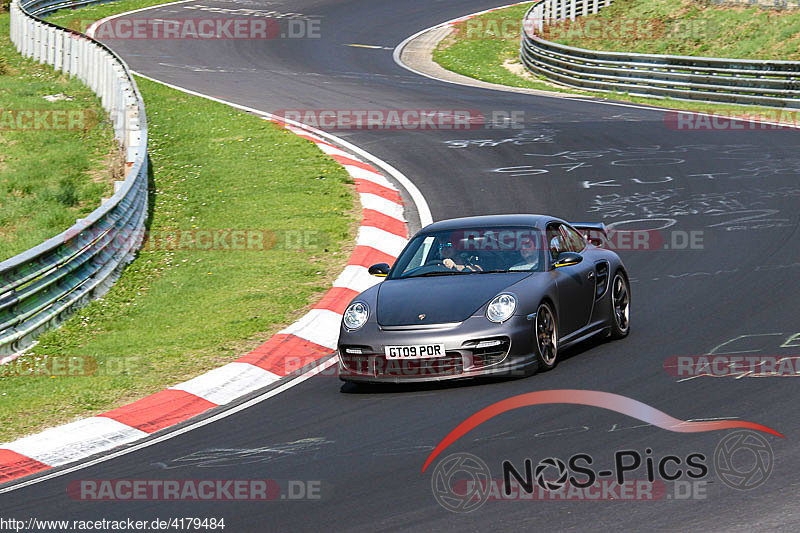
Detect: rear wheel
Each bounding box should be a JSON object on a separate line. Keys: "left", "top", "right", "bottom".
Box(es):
{"left": 534, "top": 302, "right": 558, "bottom": 371}
{"left": 609, "top": 272, "right": 630, "bottom": 339}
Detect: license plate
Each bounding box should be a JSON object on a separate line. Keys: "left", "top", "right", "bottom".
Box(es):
{"left": 384, "top": 344, "right": 446, "bottom": 360}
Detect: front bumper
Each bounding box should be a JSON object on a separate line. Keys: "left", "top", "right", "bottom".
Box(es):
{"left": 337, "top": 314, "right": 536, "bottom": 383}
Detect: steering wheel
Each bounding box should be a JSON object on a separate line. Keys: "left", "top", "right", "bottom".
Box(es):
{"left": 424, "top": 257, "right": 446, "bottom": 267}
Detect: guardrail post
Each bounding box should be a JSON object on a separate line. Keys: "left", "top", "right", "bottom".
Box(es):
{"left": 96, "top": 49, "right": 104, "bottom": 95}
{"left": 54, "top": 30, "right": 63, "bottom": 71}
{"left": 104, "top": 58, "right": 113, "bottom": 110}
{"left": 84, "top": 42, "right": 91, "bottom": 88}
{"left": 29, "top": 17, "right": 35, "bottom": 58}
{"left": 534, "top": 5, "right": 543, "bottom": 33}
{"left": 570, "top": 0, "right": 577, "bottom": 20}
{"left": 61, "top": 33, "right": 70, "bottom": 74}
{"left": 112, "top": 84, "right": 123, "bottom": 138}
{"left": 47, "top": 25, "right": 55, "bottom": 65}
{"left": 72, "top": 35, "right": 81, "bottom": 78}
{"left": 32, "top": 21, "right": 40, "bottom": 62}
{"left": 44, "top": 23, "right": 51, "bottom": 63}
{"left": 125, "top": 106, "right": 139, "bottom": 162}
{"left": 20, "top": 17, "right": 26, "bottom": 58}
{"left": 99, "top": 51, "right": 107, "bottom": 108}
{"left": 17, "top": 8, "right": 25, "bottom": 56}
{"left": 92, "top": 46, "right": 100, "bottom": 93}
{"left": 75, "top": 37, "right": 83, "bottom": 83}
{"left": 63, "top": 33, "right": 72, "bottom": 76}
{"left": 39, "top": 21, "right": 46, "bottom": 62}
{"left": 106, "top": 61, "right": 113, "bottom": 110}
{"left": 87, "top": 45, "right": 95, "bottom": 91}
{"left": 40, "top": 21, "right": 46, "bottom": 63}
{"left": 27, "top": 17, "right": 33, "bottom": 58}
{"left": 9, "top": 3, "right": 17, "bottom": 46}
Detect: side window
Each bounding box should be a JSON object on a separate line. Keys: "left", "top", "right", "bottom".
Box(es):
{"left": 561, "top": 224, "right": 586, "bottom": 253}
{"left": 546, "top": 223, "right": 567, "bottom": 262}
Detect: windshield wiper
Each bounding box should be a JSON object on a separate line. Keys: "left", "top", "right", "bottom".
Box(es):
{"left": 474, "top": 269, "right": 513, "bottom": 274}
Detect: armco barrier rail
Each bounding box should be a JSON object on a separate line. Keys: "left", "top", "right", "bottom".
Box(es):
{"left": 521, "top": 0, "right": 800, "bottom": 109}
{"left": 1, "top": 0, "right": 148, "bottom": 357}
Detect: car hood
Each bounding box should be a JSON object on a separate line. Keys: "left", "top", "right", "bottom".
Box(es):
{"left": 376, "top": 273, "right": 530, "bottom": 326}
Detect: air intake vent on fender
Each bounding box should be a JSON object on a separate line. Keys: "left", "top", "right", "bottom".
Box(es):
{"left": 595, "top": 261, "right": 610, "bottom": 299}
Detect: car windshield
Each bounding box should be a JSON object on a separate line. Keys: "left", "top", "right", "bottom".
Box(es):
{"left": 389, "top": 226, "right": 545, "bottom": 279}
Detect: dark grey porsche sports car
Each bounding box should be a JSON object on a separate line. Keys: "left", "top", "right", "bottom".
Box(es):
{"left": 337, "top": 214, "right": 630, "bottom": 383}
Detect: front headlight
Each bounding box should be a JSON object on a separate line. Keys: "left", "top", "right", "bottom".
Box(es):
{"left": 343, "top": 301, "right": 369, "bottom": 330}
{"left": 486, "top": 294, "right": 516, "bottom": 323}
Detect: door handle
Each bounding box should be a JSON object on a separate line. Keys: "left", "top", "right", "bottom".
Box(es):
{"left": 587, "top": 271, "right": 595, "bottom": 280}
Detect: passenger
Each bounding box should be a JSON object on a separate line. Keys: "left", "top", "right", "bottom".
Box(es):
{"left": 509, "top": 238, "right": 540, "bottom": 271}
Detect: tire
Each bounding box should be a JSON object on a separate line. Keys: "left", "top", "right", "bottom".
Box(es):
{"left": 534, "top": 301, "right": 559, "bottom": 371}
{"left": 609, "top": 271, "right": 631, "bottom": 339}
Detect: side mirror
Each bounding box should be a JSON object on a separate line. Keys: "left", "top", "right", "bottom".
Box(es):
{"left": 554, "top": 251, "right": 583, "bottom": 268}
{"left": 368, "top": 263, "right": 391, "bottom": 277}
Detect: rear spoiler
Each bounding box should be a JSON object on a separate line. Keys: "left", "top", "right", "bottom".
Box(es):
{"left": 570, "top": 222, "right": 608, "bottom": 247}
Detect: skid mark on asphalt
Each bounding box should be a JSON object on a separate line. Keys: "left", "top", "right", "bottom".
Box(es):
{"left": 153, "top": 438, "right": 334, "bottom": 469}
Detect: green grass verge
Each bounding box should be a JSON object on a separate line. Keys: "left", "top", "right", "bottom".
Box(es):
{"left": 548, "top": 0, "right": 800, "bottom": 60}
{"left": 46, "top": 0, "right": 178, "bottom": 32}
{"left": 432, "top": 1, "right": 800, "bottom": 121}
{"left": 0, "top": 12, "right": 116, "bottom": 261}
{"left": 432, "top": 3, "right": 554, "bottom": 91}
{"left": 1, "top": 4, "right": 357, "bottom": 442}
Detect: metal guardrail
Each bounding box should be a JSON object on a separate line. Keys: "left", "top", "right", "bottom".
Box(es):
{"left": 2, "top": 0, "right": 148, "bottom": 357}
{"left": 521, "top": 0, "right": 800, "bottom": 109}
{"left": 21, "top": 0, "right": 106, "bottom": 17}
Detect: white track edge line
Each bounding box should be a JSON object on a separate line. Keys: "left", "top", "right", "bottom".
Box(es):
{"left": 0, "top": 358, "right": 338, "bottom": 493}
{"left": 85, "top": 0, "right": 196, "bottom": 38}
{"left": 130, "top": 71, "right": 433, "bottom": 226}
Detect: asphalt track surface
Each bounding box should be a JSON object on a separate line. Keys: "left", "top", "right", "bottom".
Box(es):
{"left": 4, "top": 1, "right": 800, "bottom": 530}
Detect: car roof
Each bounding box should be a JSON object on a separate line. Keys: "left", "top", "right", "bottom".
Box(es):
{"left": 420, "top": 214, "right": 564, "bottom": 233}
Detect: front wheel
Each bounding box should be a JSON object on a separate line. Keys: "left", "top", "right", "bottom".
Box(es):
{"left": 609, "top": 272, "right": 630, "bottom": 339}
{"left": 534, "top": 302, "right": 558, "bottom": 371}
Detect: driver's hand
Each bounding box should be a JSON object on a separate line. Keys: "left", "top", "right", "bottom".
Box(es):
{"left": 443, "top": 258, "right": 456, "bottom": 269}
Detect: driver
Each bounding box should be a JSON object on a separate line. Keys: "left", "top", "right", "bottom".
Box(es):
{"left": 509, "top": 236, "right": 540, "bottom": 271}
{"left": 440, "top": 241, "right": 482, "bottom": 272}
